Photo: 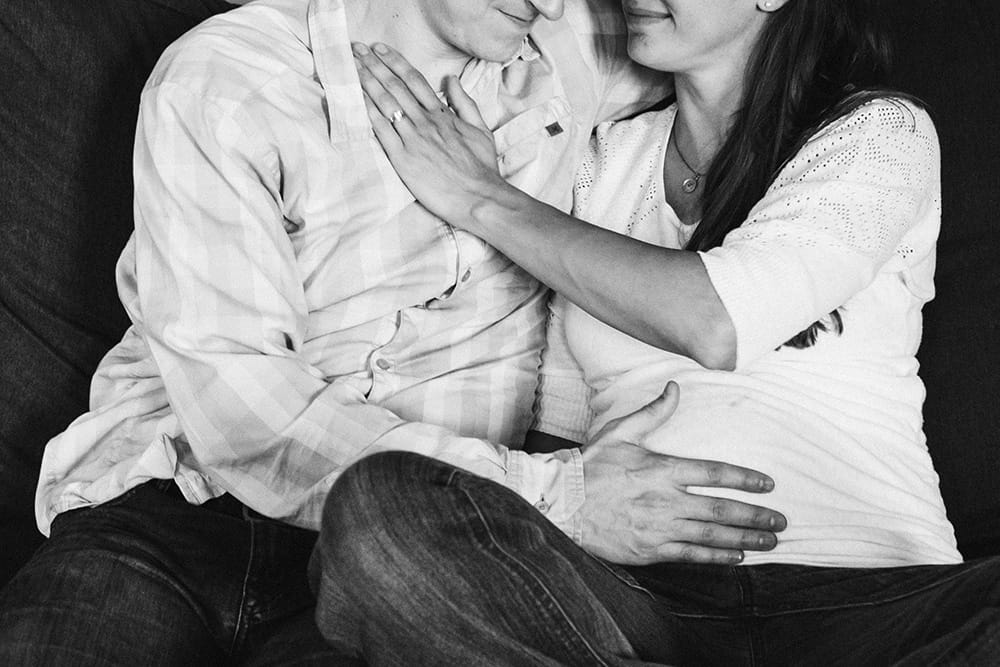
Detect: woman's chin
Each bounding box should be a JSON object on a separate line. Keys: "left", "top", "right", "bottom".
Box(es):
{"left": 625, "top": 37, "right": 671, "bottom": 73}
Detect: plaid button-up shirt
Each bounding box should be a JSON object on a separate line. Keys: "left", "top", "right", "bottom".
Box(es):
{"left": 37, "top": 0, "right": 668, "bottom": 538}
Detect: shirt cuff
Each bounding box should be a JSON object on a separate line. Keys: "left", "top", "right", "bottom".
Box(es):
{"left": 504, "top": 447, "right": 585, "bottom": 544}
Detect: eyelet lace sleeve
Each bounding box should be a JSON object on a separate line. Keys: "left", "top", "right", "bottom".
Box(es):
{"left": 699, "top": 99, "right": 941, "bottom": 368}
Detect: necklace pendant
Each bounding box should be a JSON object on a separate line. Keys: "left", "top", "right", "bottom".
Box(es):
{"left": 681, "top": 176, "right": 700, "bottom": 194}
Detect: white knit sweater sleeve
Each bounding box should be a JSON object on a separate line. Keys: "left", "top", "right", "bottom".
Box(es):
{"left": 532, "top": 293, "right": 595, "bottom": 443}
{"left": 698, "top": 99, "right": 940, "bottom": 368}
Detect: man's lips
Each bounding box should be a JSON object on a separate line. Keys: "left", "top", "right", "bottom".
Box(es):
{"left": 498, "top": 9, "right": 537, "bottom": 25}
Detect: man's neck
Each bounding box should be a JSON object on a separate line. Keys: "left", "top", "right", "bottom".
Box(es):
{"left": 344, "top": 0, "right": 472, "bottom": 91}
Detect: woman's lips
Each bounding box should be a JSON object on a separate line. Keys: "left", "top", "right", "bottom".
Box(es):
{"left": 623, "top": 5, "right": 672, "bottom": 20}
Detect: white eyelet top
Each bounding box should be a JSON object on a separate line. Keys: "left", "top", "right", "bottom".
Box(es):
{"left": 537, "top": 101, "right": 962, "bottom": 567}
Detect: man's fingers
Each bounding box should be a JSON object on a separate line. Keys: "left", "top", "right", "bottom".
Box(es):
{"left": 671, "top": 457, "right": 776, "bottom": 494}
{"left": 624, "top": 382, "right": 679, "bottom": 440}
{"left": 369, "top": 43, "right": 444, "bottom": 112}
{"left": 652, "top": 543, "right": 745, "bottom": 565}
{"left": 593, "top": 382, "right": 680, "bottom": 445}
{"left": 684, "top": 495, "right": 787, "bottom": 532}
{"left": 672, "top": 519, "right": 778, "bottom": 551}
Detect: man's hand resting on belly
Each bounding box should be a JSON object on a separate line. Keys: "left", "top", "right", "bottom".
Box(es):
{"left": 579, "top": 382, "right": 787, "bottom": 565}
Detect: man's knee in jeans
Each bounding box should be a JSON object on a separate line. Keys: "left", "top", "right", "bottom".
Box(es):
{"left": 313, "top": 451, "right": 438, "bottom": 578}
{"left": 311, "top": 451, "right": 453, "bottom": 649}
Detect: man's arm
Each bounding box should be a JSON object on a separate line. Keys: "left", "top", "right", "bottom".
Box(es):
{"left": 131, "top": 79, "right": 580, "bottom": 531}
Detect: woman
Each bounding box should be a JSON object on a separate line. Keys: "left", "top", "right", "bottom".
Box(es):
{"left": 313, "top": 1, "right": 1000, "bottom": 664}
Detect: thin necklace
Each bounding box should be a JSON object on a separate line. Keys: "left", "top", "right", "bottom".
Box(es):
{"left": 672, "top": 134, "right": 704, "bottom": 194}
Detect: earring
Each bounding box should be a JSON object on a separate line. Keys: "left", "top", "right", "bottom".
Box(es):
{"left": 763, "top": 1, "right": 773, "bottom": 7}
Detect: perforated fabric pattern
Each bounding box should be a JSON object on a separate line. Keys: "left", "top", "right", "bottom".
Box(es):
{"left": 702, "top": 98, "right": 939, "bottom": 366}
{"left": 747, "top": 99, "right": 935, "bottom": 264}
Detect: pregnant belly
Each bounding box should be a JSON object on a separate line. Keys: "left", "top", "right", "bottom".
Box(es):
{"left": 592, "top": 387, "right": 960, "bottom": 567}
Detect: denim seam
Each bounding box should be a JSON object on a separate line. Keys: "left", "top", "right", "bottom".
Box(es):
{"left": 591, "top": 558, "right": 655, "bottom": 601}
{"left": 744, "top": 561, "right": 998, "bottom": 619}
{"left": 229, "top": 519, "right": 256, "bottom": 656}
{"left": 459, "top": 485, "right": 614, "bottom": 666}
{"left": 735, "top": 567, "right": 761, "bottom": 667}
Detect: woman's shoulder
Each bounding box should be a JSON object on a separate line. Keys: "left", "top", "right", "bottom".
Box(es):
{"left": 593, "top": 103, "right": 677, "bottom": 150}
{"left": 583, "top": 104, "right": 676, "bottom": 182}
{"left": 775, "top": 96, "right": 940, "bottom": 193}
{"left": 806, "top": 96, "right": 938, "bottom": 159}
{"left": 574, "top": 104, "right": 676, "bottom": 227}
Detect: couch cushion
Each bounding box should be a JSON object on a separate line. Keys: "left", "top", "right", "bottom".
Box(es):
{"left": 885, "top": 0, "right": 1000, "bottom": 559}
{"left": 0, "top": 0, "right": 233, "bottom": 586}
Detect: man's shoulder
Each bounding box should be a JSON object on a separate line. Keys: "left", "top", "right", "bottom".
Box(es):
{"left": 145, "top": 0, "right": 312, "bottom": 106}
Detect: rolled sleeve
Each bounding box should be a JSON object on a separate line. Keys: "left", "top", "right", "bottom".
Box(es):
{"left": 699, "top": 100, "right": 939, "bottom": 369}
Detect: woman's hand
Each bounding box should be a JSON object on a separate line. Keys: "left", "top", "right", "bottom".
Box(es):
{"left": 352, "top": 42, "right": 509, "bottom": 227}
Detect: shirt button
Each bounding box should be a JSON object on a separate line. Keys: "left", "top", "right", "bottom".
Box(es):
{"left": 461, "top": 268, "right": 472, "bottom": 282}
{"left": 375, "top": 358, "right": 391, "bottom": 371}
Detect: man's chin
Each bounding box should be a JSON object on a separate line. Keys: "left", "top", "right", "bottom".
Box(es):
{"left": 470, "top": 38, "right": 526, "bottom": 64}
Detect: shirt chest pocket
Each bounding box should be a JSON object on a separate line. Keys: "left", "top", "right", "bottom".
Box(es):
{"left": 493, "top": 96, "right": 573, "bottom": 191}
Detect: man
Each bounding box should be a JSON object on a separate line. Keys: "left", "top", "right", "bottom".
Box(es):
{"left": 0, "top": 0, "right": 784, "bottom": 663}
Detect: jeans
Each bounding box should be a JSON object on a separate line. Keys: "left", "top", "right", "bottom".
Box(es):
{"left": 0, "top": 479, "right": 361, "bottom": 666}
{"left": 313, "top": 451, "right": 1000, "bottom": 666}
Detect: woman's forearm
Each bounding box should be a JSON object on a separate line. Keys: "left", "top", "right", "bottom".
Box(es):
{"left": 468, "top": 184, "right": 737, "bottom": 370}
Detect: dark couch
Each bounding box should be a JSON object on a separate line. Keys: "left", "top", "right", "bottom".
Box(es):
{"left": 0, "top": 0, "right": 235, "bottom": 584}
{"left": 1, "top": 0, "right": 999, "bottom": 589}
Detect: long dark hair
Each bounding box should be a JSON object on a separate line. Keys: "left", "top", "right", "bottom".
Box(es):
{"left": 685, "top": 0, "right": 917, "bottom": 349}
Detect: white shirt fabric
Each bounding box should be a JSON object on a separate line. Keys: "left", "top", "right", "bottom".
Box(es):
{"left": 537, "top": 102, "right": 962, "bottom": 566}
{"left": 35, "top": 0, "right": 668, "bottom": 536}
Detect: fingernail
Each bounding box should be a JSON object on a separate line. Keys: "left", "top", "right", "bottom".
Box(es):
{"left": 760, "top": 477, "right": 774, "bottom": 491}
{"left": 352, "top": 43, "right": 369, "bottom": 55}
{"left": 373, "top": 42, "right": 389, "bottom": 54}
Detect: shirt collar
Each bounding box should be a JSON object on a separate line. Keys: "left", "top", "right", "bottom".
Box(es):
{"left": 512, "top": 35, "right": 542, "bottom": 65}
{"left": 307, "top": 0, "right": 543, "bottom": 142}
